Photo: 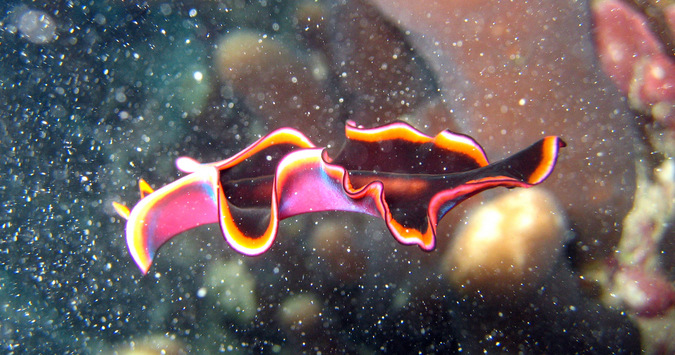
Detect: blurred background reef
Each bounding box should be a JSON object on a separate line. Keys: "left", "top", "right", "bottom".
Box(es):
{"left": 1, "top": 0, "right": 673, "bottom": 353}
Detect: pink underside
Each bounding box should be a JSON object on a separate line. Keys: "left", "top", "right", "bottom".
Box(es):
{"left": 276, "top": 150, "right": 382, "bottom": 219}
{"left": 139, "top": 170, "right": 220, "bottom": 253}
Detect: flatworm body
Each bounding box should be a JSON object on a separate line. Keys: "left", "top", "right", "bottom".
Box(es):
{"left": 113, "top": 121, "right": 565, "bottom": 274}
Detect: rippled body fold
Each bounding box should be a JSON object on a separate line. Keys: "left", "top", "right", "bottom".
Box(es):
{"left": 113, "top": 121, "right": 565, "bottom": 274}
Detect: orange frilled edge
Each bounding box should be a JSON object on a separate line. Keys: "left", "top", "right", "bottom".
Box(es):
{"left": 113, "top": 121, "right": 565, "bottom": 274}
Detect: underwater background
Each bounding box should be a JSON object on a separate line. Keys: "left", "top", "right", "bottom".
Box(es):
{"left": 1, "top": 0, "right": 673, "bottom": 353}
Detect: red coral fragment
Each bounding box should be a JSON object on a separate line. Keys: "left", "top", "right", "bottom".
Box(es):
{"left": 594, "top": 0, "right": 664, "bottom": 92}
{"left": 615, "top": 266, "right": 675, "bottom": 318}
{"left": 593, "top": 0, "right": 675, "bottom": 128}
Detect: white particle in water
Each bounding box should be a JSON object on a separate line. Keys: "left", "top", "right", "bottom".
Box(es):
{"left": 16, "top": 9, "right": 57, "bottom": 44}
{"left": 196, "top": 287, "right": 207, "bottom": 298}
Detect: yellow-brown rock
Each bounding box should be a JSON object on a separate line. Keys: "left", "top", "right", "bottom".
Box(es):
{"left": 278, "top": 293, "right": 321, "bottom": 334}
{"left": 443, "top": 188, "right": 567, "bottom": 295}
{"left": 309, "top": 220, "right": 367, "bottom": 285}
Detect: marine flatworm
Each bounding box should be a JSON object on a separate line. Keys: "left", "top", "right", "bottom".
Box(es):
{"left": 113, "top": 121, "right": 565, "bottom": 274}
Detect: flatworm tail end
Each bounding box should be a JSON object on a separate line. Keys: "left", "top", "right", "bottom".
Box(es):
{"left": 522, "top": 136, "right": 566, "bottom": 185}
{"left": 425, "top": 136, "right": 565, "bottom": 243}
{"left": 461, "top": 136, "right": 565, "bottom": 189}
{"left": 510, "top": 136, "right": 565, "bottom": 186}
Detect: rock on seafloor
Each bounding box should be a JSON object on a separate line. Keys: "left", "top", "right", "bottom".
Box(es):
{"left": 326, "top": 0, "right": 437, "bottom": 125}
{"left": 438, "top": 191, "right": 640, "bottom": 353}
{"left": 106, "top": 334, "right": 187, "bottom": 355}
{"left": 204, "top": 258, "right": 258, "bottom": 324}
{"left": 210, "top": 0, "right": 442, "bottom": 146}
{"left": 214, "top": 30, "right": 340, "bottom": 145}
{"left": 278, "top": 293, "right": 321, "bottom": 335}
{"left": 277, "top": 293, "right": 342, "bottom": 352}
{"left": 367, "top": 0, "right": 639, "bottom": 264}
{"left": 442, "top": 188, "right": 567, "bottom": 295}
{"left": 309, "top": 220, "right": 367, "bottom": 285}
